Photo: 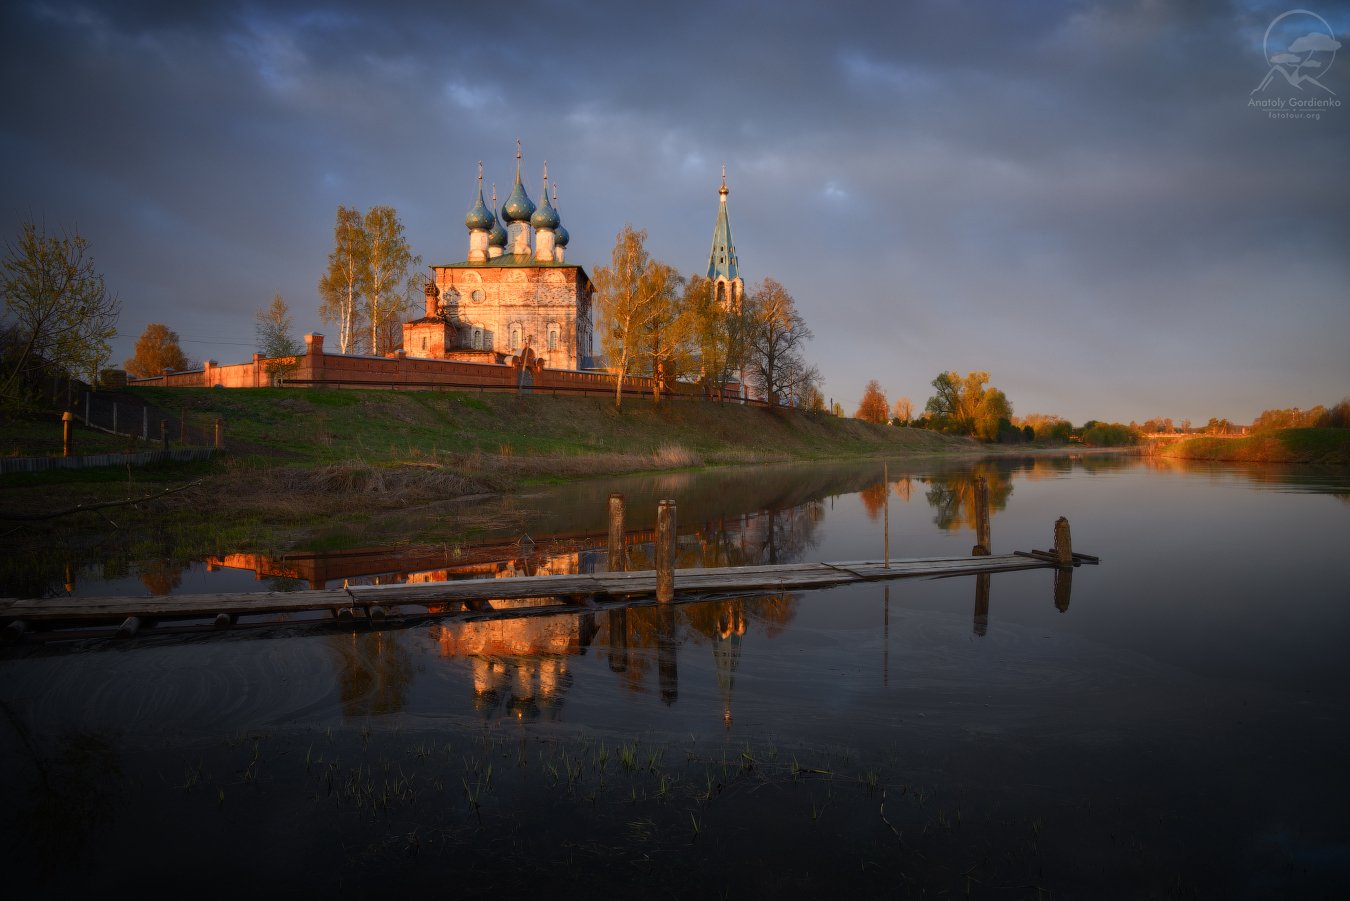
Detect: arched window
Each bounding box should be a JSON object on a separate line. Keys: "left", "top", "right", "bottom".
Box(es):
{"left": 716, "top": 282, "right": 726, "bottom": 306}
{"left": 547, "top": 323, "right": 560, "bottom": 351}
{"left": 471, "top": 327, "right": 483, "bottom": 350}
{"left": 421, "top": 336, "right": 428, "bottom": 351}
{"left": 510, "top": 326, "right": 521, "bottom": 352}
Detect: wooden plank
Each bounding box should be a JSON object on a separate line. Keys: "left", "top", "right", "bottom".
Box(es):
{"left": 0, "top": 552, "right": 1081, "bottom": 629}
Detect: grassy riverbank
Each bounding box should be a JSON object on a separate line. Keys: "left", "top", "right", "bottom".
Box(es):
{"left": 2, "top": 388, "right": 999, "bottom": 571}
{"left": 1158, "top": 428, "right": 1350, "bottom": 465}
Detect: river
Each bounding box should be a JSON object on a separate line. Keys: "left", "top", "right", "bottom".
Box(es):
{"left": 2, "top": 454, "right": 1347, "bottom": 897}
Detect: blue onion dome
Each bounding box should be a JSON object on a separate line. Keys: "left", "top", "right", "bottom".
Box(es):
{"left": 555, "top": 223, "right": 569, "bottom": 247}
{"left": 500, "top": 174, "right": 535, "bottom": 223}
{"left": 465, "top": 189, "right": 494, "bottom": 231}
{"left": 488, "top": 184, "right": 507, "bottom": 246}
{"left": 531, "top": 186, "right": 559, "bottom": 230}
{"left": 488, "top": 216, "right": 508, "bottom": 247}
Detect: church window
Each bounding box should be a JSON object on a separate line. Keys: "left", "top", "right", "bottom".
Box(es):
{"left": 471, "top": 327, "right": 483, "bottom": 350}
{"left": 421, "top": 337, "right": 427, "bottom": 351}
{"left": 510, "top": 326, "right": 521, "bottom": 352}
{"left": 547, "top": 324, "right": 559, "bottom": 351}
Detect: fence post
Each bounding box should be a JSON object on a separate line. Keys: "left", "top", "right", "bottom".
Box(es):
{"left": 180, "top": 407, "right": 187, "bottom": 445}
{"left": 215, "top": 417, "right": 223, "bottom": 450}
{"left": 112, "top": 402, "right": 118, "bottom": 436}
{"left": 973, "top": 476, "right": 991, "bottom": 556}
{"left": 656, "top": 499, "right": 676, "bottom": 602}
{"left": 607, "top": 493, "right": 626, "bottom": 572}
{"left": 142, "top": 407, "right": 148, "bottom": 441}
{"left": 160, "top": 419, "right": 168, "bottom": 450}
{"left": 84, "top": 391, "right": 91, "bottom": 426}
{"left": 62, "top": 411, "right": 74, "bottom": 457}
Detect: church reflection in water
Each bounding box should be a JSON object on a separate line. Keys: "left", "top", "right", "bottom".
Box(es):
{"left": 197, "top": 466, "right": 1075, "bottom": 724}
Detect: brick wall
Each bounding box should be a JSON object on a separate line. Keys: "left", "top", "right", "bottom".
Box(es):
{"left": 129, "top": 333, "right": 762, "bottom": 404}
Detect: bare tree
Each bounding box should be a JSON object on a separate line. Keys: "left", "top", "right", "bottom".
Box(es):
{"left": 744, "top": 278, "right": 817, "bottom": 407}
{"left": 2, "top": 219, "right": 120, "bottom": 397}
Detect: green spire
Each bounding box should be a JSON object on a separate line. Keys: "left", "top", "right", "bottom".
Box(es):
{"left": 706, "top": 165, "right": 739, "bottom": 280}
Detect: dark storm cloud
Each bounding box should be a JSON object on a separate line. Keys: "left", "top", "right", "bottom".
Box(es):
{"left": 2, "top": 0, "right": 1346, "bottom": 422}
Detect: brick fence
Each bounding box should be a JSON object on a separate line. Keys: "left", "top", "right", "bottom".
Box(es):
{"left": 130, "top": 333, "right": 764, "bottom": 405}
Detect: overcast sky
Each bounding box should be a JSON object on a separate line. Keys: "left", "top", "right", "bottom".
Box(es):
{"left": 3, "top": 0, "right": 1347, "bottom": 424}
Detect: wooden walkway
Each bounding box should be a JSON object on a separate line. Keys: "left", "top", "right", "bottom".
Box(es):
{"left": 0, "top": 551, "right": 1096, "bottom": 641}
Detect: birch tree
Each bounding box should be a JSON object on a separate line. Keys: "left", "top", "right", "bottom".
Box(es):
{"left": 318, "top": 206, "right": 366, "bottom": 354}
{"left": 362, "top": 206, "right": 416, "bottom": 357}
{"left": 593, "top": 226, "right": 671, "bottom": 410}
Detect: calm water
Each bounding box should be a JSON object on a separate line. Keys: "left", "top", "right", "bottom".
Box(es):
{"left": 2, "top": 455, "right": 1348, "bottom": 897}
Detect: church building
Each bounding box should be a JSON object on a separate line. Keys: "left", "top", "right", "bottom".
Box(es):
{"left": 404, "top": 144, "right": 596, "bottom": 371}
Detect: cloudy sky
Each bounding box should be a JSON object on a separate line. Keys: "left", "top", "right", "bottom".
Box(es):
{"left": 2, "top": 0, "right": 1347, "bottom": 425}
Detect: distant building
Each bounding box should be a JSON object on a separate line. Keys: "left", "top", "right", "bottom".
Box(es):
{"left": 404, "top": 143, "right": 597, "bottom": 371}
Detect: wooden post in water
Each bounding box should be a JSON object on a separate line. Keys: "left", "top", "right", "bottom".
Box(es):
{"left": 215, "top": 417, "right": 223, "bottom": 449}
{"left": 1053, "top": 516, "right": 1073, "bottom": 565}
{"left": 972, "top": 476, "right": 991, "bottom": 556}
{"left": 883, "top": 463, "right": 890, "bottom": 569}
{"left": 607, "top": 493, "right": 626, "bottom": 572}
{"left": 656, "top": 499, "right": 676, "bottom": 602}
{"left": 974, "top": 573, "right": 990, "bottom": 636}
{"left": 1054, "top": 567, "right": 1073, "bottom": 613}
{"left": 62, "top": 411, "right": 74, "bottom": 457}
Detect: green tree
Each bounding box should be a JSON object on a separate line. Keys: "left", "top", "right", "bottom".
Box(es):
{"left": 855, "top": 379, "right": 889, "bottom": 424}
{"left": 1080, "top": 421, "right": 1141, "bottom": 446}
{"left": 318, "top": 206, "right": 367, "bottom": 355}
{"left": 256, "top": 294, "right": 302, "bottom": 384}
{"left": 1, "top": 220, "right": 120, "bottom": 397}
{"left": 593, "top": 226, "right": 673, "bottom": 410}
{"left": 125, "top": 323, "right": 188, "bottom": 377}
{"left": 744, "top": 278, "right": 817, "bottom": 407}
{"left": 923, "top": 371, "right": 1012, "bottom": 440}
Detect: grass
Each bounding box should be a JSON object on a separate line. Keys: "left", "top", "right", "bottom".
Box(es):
{"left": 0, "top": 387, "right": 982, "bottom": 559}
{"left": 1161, "top": 428, "right": 1350, "bottom": 464}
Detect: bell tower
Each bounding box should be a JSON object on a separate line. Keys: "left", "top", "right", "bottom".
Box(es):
{"left": 707, "top": 165, "right": 743, "bottom": 312}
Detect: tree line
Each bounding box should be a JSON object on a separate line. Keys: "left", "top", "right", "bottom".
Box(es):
{"left": 850, "top": 372, "right": 1142, "bottom": 446}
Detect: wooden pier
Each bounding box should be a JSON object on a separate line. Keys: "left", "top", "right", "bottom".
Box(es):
{"left": 0, "top": 550, "right": 1097, "bottom": 643}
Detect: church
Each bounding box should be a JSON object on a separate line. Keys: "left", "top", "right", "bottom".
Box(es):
{"left": 404, "top": 144, "right": 596, "bottom": 371}
{"left": 403, "top": 146, "right": 744, "bottom": 376}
